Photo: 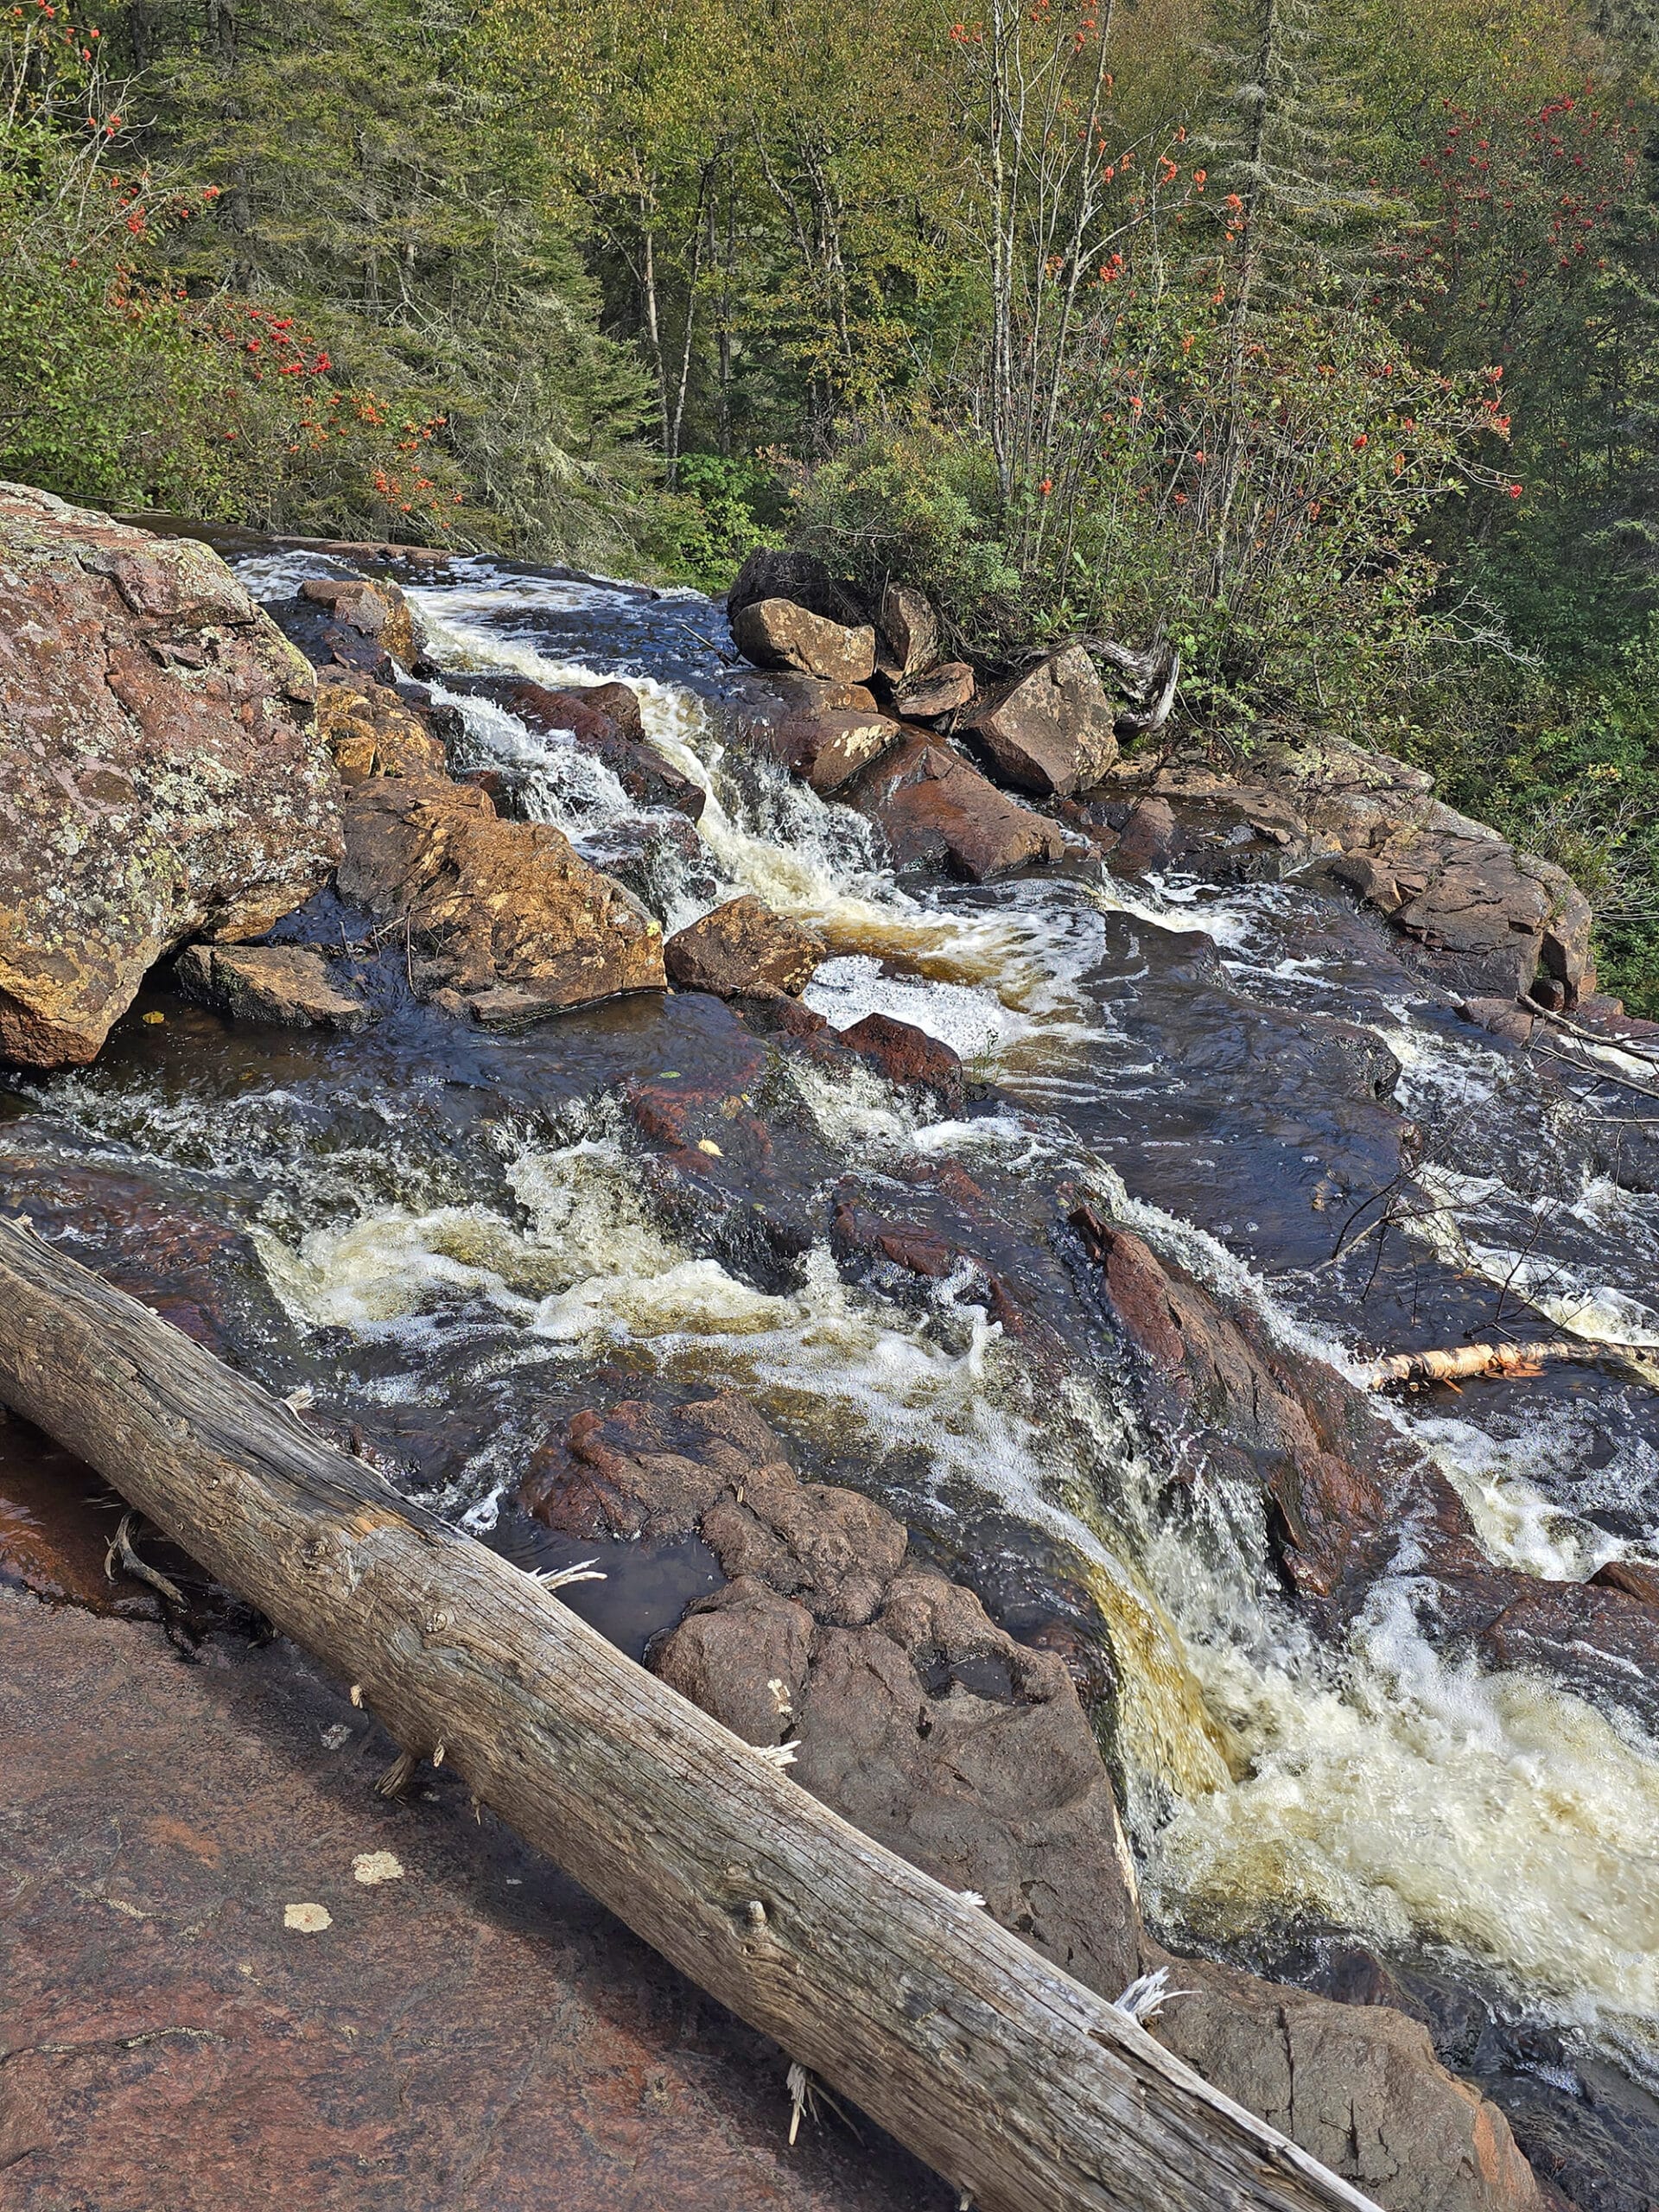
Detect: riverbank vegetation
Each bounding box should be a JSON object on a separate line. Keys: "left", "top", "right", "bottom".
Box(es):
{"left": 3, "top": 0, "right": 1656, "bottom": 1004}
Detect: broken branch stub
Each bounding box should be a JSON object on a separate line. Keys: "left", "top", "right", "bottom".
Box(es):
{"left": 0, "top": 1217, "right": 1378, "bottom": 2212}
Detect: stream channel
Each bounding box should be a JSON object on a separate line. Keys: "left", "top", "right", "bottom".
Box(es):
{"left": 6, "top": 547, "right": 1659, "bottom": 2204}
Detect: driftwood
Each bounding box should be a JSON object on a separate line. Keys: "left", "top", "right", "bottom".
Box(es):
{"left": 0, "top": 1216, "right": 1377, "bottom": 2212}
{"left": 1357, "top": 1338, "right": 1643, "bottom": 1388}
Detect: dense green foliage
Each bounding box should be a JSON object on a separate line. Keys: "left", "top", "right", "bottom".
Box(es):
{"left": 2, "top": 0, "right": 1656, "bottom": 1003}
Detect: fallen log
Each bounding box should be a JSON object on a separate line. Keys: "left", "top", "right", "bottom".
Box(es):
{"left": 1357, "top": 1338, "right": 1646, "bottom": 1388}
{"left": 0, "top": 1215, "right": 1377, "bottom": 2212}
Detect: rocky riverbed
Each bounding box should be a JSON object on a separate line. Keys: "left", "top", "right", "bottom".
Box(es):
{"left": 3, "top": 486, "right": 1659, "bottom": 2212}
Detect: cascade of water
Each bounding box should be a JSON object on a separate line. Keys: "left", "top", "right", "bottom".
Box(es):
{"left": 17, "top": 552, "right": 1654, "bottom": 2082}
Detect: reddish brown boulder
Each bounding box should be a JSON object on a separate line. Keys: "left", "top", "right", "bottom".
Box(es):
{"left": 175, "top": 944, "right": 370, "bottom": 1034}
{"left": 892, "top": 662, "right": 976, "bottom": 720}
{"left": 1100, "top": 732, "right": 1597, "bottom": 1006}
{"left": 1111, "top": 795, "right": 1178, "bottom": 874}
{"left": 725, "top": 672, "right": 902, "bottom": 795}
{"left": 664, "top": 895, "right": 823, "bottom": 999}
{"left": 1066, "top": 1207, "right": 1510, "bottom": 1625}
{"left": 842, "top": 732, "right": 1068, "bottom": 880}
{"left": 1459, "top": 997, "right": 1541, "bottom": 1047}
{"left": 730, "top": 597, "right": 877, "bottom": 685}
{"left": 1591, "top": 1557, "right": 1659, "bottom": 1605}
{"left": 829, "top": 1202, "right": 1023, "bottom": 1332}
{"left": 0, "top": 484, "right": 342, "bottom": 1067}
{"left": 837, "top": 1010, "right": 964, "bottom": 1106}
{"left": 336, "top": 779, "right": 665, "bottom": 1019}
{"left": 963, "top": 645, "right": 1117, "bottom": 798}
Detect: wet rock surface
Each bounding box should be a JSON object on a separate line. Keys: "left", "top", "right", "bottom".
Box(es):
{"left": 1100, "top": 731, "right": 1596, "bottom": 1005}
{"left": 0, "top": 484, "right": 341, "bottom": 1066}
{"left": 446, "top": 672, "right": 706, "bottom": 820}
{"left": 0, "top": 1577, "right": 946, "bottom": 2212}
{"left": 723, "top": 671, "right": 902, "bottom": 794}
{"left": 526, "top": 1392, "right": 1148, "bottom": 1998}
{"left": 267, "top": 573, "right": 425, "bottom": 682}
{"left": 522, "top": 1392, "right": 1544, "bottom": 2212}
{"left": 834, "top": 1012, "right": 964, "bottom": 1107}
{"left": 336, "top": 777, "right": 666, "bottom": 1020}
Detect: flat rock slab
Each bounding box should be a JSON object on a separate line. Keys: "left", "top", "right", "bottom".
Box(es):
{"left": 0, "top": 1586, "right": 945, "bottom": 2212}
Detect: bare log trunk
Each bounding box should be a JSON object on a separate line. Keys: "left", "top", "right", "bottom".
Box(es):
{"left": 1358, "top": 1338, "right": 1647, "bottom": 1388}
{"left": 0, "top": 1216, "right": 1379, "bottom": 2212}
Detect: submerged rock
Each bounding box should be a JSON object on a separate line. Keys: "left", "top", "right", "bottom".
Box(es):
{"left": 962, "top": 645, "right": 1118, "bottom": 798}
{"left": 842, "top": 730, "right": 1069, "bottom": 880}
{"left": 175, "top": 944, "right": 371, "bottom": 1033}
{"left": 0, "top": 484, "right": 342, "bottom": 1067}
{"left": 664, "top": 894, "right": 823, "bottom": 999}
{"left": 336, "top": 778, "right": 665, "bottom": 1019}
{"left": 730, "top": 596, "right": 879, "bottom": 686}
{"left": 584, "top": 813, "right": 720, "bottom": 923}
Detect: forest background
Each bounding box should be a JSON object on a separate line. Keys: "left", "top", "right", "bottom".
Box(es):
{"left": 4, "top": 0, "right": 1659, "bottom": 1007}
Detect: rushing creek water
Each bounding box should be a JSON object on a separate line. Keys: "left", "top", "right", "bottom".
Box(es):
{"left": 8, "top": 546, "right": 1659, "bottom": 2192}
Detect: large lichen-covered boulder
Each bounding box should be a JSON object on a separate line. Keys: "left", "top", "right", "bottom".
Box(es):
{"left": 0, "top": 485, "right": 342, "bottom": 1066}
